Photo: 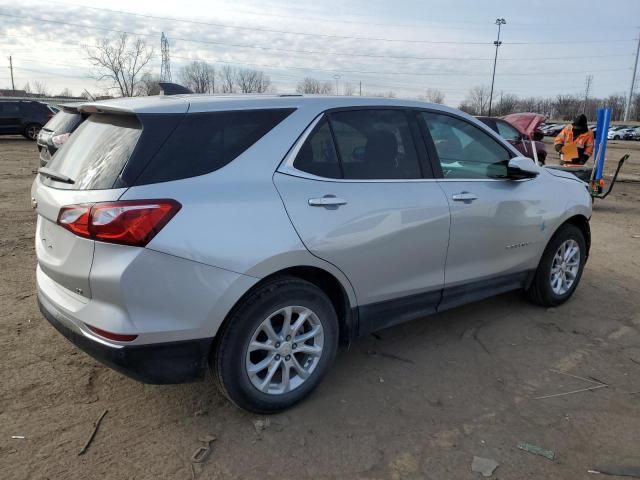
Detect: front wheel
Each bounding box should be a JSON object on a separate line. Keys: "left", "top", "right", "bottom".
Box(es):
{"left": 526, "top": 224, "right": 586, "bottom": 307}
{"left": 212, "top": 277, "right": 339, "bottom": 413}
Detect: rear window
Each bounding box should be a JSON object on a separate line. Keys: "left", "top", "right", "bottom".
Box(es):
{"left": 44, "top": 110, "right": 82, "bottom": 133}
{"left": 44, "top": 114, "right": 142, "bottom": 190}
{"left": 135, "top": 109, "right": 294, "bottom": 185}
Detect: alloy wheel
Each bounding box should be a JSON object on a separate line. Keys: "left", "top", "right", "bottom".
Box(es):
{"left": 549, "top": 239, "right": 580, "bottom": 295}
{"left": 245, "top": 306, "right": 324, "bottom": 395}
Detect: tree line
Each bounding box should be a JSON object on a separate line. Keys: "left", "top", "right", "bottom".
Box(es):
{"left": 458, "top": 85, "right": 639, "bottom": 122}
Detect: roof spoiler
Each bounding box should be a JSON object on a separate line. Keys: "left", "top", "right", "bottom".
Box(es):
{"left": 159, "top": 82, "right": 193, "bottom": 95}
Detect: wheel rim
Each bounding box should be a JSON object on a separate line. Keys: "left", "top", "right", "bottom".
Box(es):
{"left": 245, "top": 306, "right": 324, "bottom": 395}
{"left": 27, "top": 126, "right": 39, "bottom": 139}
{"left": 550, "top": 239, "right": 580, "bottom": 295}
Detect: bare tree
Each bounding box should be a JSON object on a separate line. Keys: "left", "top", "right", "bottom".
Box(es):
{"left": 33, "top": 81, "right": 49, "bottom": 96}
{"left": 23, "top": 82, "right": 32, "bottom": 94}
{"left": 459, "top": 85, "right": 490, "bottom": 115}
{"left": 136, "top": 73, "right": 162, "bottom": 96}
{"left": 425, "top": 88, "right": 445, "bottom": 104}
{"left": 218, "top": 65, "right": 236, "bottom": 93}
{"left": 58, "top": 88, "right": 74, "bottom": 97}
{"left": 86, "top": 33, "right": 154, "bottom": 97}
{"left": 235, "top": 68, "right": 270, "bottom": 93}
{"left": 495, "top": 92, "right": 518, "bottom": 115}
{"left": 180, "top": 61, "right": 216, "bottom": 93}
{"left": 296, "top": 77, "right": 333, "bottom": 94}
{"left": 343, "top": 82, "right": 355, "bottom": 96}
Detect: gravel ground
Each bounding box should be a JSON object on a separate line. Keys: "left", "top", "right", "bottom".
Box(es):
{"left": 1, "top": 136, "right": 639, "bottom": 479}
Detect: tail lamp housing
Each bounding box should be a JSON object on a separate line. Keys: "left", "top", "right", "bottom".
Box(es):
{"left": 57, "top": 199, "right": 181, "bottom": 247}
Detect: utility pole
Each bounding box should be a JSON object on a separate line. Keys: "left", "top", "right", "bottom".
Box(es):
{"left": 488, "top": 18, "right": 506, "bottom": 117}
{"left": 623, "top": 32, "right": 640, "bottom": 121}
{"left": 8, "top": 56, "right": 15, "bottom": 91}
{"left": 333, "top": 74, "right": 341, "bottom": 95}
{"left": 583, "top": 74, "right": 593, "bottom": 115}
{"left": 359, "top": 81, "right": 362, "bottom": 96}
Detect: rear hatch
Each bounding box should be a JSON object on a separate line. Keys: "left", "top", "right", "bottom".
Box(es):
{"left": 34, "top": 113, "right": 144, "bottom": 298}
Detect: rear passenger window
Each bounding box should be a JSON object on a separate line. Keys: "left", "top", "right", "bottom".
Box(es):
{"left": 330, "top": 110, "right": 422, "bottom": 180}
{"left": 293, "top": 118, "right": 341, "bottom": 178}
{"left": 421, "top": 112, "right": 511, "bottom": 179}
{"left": 137, "top": 109, "right": 294, "bottom": 184}
{"left": 1, "top": 103, "right": 20, "bottom": 113}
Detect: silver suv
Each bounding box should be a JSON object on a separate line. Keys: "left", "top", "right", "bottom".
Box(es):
{"left": 33, "top": 96, "right": 592, "bottom": 412}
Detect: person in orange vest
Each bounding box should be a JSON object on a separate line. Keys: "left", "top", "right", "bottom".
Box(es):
{"left": 554, "top": 114, "right": 594, "bottom": 165}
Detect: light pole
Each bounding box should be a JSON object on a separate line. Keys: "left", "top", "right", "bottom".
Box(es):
{"left": 333, "top": 74, "right": 341, "bottom": 95}
{"left": 488, "top": 18, "right": 506, "bottom": 116}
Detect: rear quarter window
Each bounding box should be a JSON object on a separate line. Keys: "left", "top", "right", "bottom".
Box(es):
{"left": 135, "top": 109, "right": 294, "bottom": 185}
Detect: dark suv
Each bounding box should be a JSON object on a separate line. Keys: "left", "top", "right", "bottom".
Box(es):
{"left": 0, "top": 100, "right": 53, "bottom": 140}
{"left": 36, "top": 105, "right": 85, "bottom": 166}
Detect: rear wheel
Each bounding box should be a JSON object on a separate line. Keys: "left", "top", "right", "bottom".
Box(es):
{"left": 23, "top": 123, "right": 41, "bottom": 141}
{"left": 213, "top": 277, "right": 339, "bottom": 413}
{"left": 526, "top": 224, "right": 586, "bottom": 307}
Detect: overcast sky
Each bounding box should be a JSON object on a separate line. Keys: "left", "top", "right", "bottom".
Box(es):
{"left": 1, "top": 0, "right": 639, "bottom": 105}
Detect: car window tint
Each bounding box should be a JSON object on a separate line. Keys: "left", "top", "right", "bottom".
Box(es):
{"left": 137, "top": 109, "right": 294, "bottom": 184}
{"left": 1, "top": 103, "right": 20, "bottom": 113}
{"left": 293, "top": 118, "right": 341, "bottom": 178}
{"left": 329, "top": 109, "right": 422, "bottom": 180}
{"left": 421, "top": 112, "right": 511, "bottom": 179}
{"left": 495, "top": 121, "right": 521, "bottom": 142}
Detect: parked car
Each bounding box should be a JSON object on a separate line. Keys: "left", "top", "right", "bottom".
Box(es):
{"left": 477, "top": 115, "right": 547, "bottom": 164}
{"left": 33, "top": 96, "right": 592, "bottom": 412}
{"left": 36, "top": 104, "right": 86, "bottom": 167}
{"left": 0, "top": 100, "right": 53, "bottom": 140}
{"left": 543, "top": 123, "right": 565, "bottom": 136}
{"left": 607, "top": 126, "right": 634, "bottom": 140}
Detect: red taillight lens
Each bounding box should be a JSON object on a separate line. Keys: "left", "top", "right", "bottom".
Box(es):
{"left": 57, "top": 200, "right": 181, "bottom": 247}
{"left": 86, "top": 324, "right": 138, "bottom": 342}
{"left": 58, "top": 204, "right": 91, "bottom": 237}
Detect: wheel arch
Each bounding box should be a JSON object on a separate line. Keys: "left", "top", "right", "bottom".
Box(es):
{"left": 220, "top": 265, "right": 358, "bottom": 346}
{"left": 562, "top": 214, "right": 591, "bottom": 259}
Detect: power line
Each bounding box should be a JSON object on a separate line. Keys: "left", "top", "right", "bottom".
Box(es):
{"left": 0, "top": 11, "right": 635, "bottom": 49}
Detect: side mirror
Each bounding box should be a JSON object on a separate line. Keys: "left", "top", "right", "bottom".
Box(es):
{"left": 507, "top": 156, "right": 540, "bottom": 179}
{"left": 532, "top": 131, "right": 544, "bottom": 141}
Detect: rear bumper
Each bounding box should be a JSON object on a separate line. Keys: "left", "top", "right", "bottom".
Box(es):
{"left": 38, "top": 294, "right": 212, "bottom": 384}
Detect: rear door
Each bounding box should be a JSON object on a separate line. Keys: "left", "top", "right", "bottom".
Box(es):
{"left": 275, "top": 109, "right": 451, "bottom": 331}
{"left": 0, "top": 102, "right": 21, "bottom": 133}
{"left": 419, "top": 111, "right": 549, "bottom": 308}
{"left": 34, "top": 113, "right": 143, "bottom": 298}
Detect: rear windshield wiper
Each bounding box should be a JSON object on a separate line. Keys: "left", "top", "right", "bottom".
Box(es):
{"left": 38, "top": 167, "right": 75, "bottom": 184}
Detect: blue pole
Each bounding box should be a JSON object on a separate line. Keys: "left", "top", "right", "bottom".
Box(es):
{"left": 594, "top": 108, "right": 611, "bottom": 182}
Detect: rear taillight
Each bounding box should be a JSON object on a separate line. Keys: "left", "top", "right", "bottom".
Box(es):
{"left": 57, "top": 200, "right": 181, "bottom": 247}
{"left": 51, "top": 132, "right": 70, "bottom": 148}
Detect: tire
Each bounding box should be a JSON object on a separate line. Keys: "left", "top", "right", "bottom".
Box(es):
{"left": 526, "top": 224, "right": 586, "bottom": 307}
{"left": 23, "top": 123, "right": 41, "bottom": 141}
{"left": 212, "top": 276, "right": 339, "bottom": 413}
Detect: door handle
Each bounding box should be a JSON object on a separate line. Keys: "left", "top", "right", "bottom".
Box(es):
{"left": 451, "top": 192, "right": 478, "bottom": 203}
{"left": 308, "top": 195, "right": 347, "bottom": 207}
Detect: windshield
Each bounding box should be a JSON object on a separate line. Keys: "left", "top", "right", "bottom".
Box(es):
{"left": 43, "top": 114, "right": 141, "bottom": 190}
{"left": 43, "top": 110, "right": 82, "bottom": 133}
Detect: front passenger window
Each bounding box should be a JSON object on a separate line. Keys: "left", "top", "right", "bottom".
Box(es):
{"left": 421, "top": 112, "right": 511, "bottom": 179}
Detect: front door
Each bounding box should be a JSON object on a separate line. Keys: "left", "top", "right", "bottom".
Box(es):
{"left": 419, "top": 111, "right": 550, "bottom": 309}
{"left": 275, "top": 109, "right": 451, "bottom": 333}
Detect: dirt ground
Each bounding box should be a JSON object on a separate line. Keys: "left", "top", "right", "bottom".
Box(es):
{"left": 1, "top": 136, "right": 639, "bottom": 480}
